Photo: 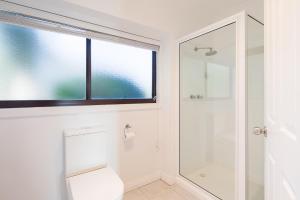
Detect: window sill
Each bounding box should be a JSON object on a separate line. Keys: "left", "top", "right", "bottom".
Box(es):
{"left": 0, "top": 102, "right": 160, "bottom": 119}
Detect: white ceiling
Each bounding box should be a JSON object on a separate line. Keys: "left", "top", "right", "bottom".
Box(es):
{"left": 64, "top": 0, "right": 263, "bottom": 37}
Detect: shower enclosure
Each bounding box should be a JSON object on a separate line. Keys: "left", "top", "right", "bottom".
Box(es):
{"left": 178, "top": 12, "right": 264, "bottom": 200}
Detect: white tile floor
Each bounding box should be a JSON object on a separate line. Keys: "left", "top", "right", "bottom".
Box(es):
{"left": 124, "top": 180, "right": 203, "bottom": 200}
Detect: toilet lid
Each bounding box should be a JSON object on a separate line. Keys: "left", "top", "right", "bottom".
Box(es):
{"left": 67, "top": 167, "right": 124, "bottom": 200}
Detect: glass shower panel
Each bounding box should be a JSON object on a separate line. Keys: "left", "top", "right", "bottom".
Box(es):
{"left": 179, "top": 23, "right": 236, "bottom": 200}
{"left": 246, "top": 16, "right": 264, "bottom": 200}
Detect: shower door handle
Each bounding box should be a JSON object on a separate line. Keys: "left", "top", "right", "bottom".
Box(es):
{"left": 253, "top": 126, "right": 267, "bottom": 137}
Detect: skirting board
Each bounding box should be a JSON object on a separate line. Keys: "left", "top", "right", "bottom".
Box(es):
{"left": 124, "top": 171, "right": 161, "bottom": 192}
{"left": 176, "top": 176, "right": 219, "bottom": 200}
{"left": 160, "top": 171, "right": 176, "bottom": 185}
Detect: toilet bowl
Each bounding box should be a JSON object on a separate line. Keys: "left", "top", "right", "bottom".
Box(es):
{"left": 64, "top": 126, "right": 124, "bottom": 200}
{"left": 66, "top": 167, "right": 124, "bottom": 200}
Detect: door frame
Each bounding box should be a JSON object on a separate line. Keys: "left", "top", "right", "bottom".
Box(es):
{"left": 175, "top": 11, "right": 247, "bottom": 200}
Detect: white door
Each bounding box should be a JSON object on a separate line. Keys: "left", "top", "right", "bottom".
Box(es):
{"left": 265, "top": 0, "right": 300, "bottom": 199}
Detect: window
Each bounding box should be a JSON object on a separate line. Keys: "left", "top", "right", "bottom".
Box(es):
{"left": 91, "top": 39, "right": 153, "bottom": 99}
{"left": 0, "top": 23, "right": 86, "bottom": 100}
{"left": 0, "top": 11, "right": 157, "bottom": 108}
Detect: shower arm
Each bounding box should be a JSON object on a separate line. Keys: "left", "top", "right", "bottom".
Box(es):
{"left": 194, "top": 47, "right": 213, "bottom": 51}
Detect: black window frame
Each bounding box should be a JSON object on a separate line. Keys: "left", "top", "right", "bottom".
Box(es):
{"left": 0, "top": 27, "right": 157, "bottom": 108}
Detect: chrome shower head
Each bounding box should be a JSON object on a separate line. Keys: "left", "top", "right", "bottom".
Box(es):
{"left": 205, "top": 49, "right": 218, "bottom": 56}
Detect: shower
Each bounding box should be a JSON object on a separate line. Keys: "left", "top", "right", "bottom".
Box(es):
{"left": 194, "top": 47, "right": 218, "bottom": 56}
{"left": 179, "top": 13, "right": 264, "bottom": 200}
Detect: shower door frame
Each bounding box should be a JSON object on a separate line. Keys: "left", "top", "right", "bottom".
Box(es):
{"left": 176, "top": 11, "right": 247, "bottom": 200}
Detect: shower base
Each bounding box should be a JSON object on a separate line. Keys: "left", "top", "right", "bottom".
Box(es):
{"left": 184, "top": 163, "right": 264, "bottom": 200}
{"left": 184, "top": 163, "right": 234, "bottom": 200}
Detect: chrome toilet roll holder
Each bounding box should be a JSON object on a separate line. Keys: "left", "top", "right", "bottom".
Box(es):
{"left": 124, "top": 124, "right": 133, "bottom": 140}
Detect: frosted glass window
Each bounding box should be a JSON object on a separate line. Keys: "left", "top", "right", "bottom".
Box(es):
{"left": 0, "top": 22, "right": 86, "bottom": 100}
{"left": 91, "top": 39, "right": 153, "bottom": 99}
{"left": 0, "top": 13, "right": 157, "bottom": 108}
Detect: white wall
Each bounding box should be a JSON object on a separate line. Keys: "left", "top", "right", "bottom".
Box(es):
{"left": 0, "top": 1, "right": 174, "bottom": 199}
{"left": 179, "top": 56, "right": 207, "bottom": 174}
{"left": 0, "top": 105, "right": 161, "bottom": 200}
{"left": 179, "top": 52, "right": 236, "bottom": 175}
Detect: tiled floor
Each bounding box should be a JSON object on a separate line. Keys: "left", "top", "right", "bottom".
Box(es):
{"left": 124, "top": 180, "right": 202, "bottom": 200}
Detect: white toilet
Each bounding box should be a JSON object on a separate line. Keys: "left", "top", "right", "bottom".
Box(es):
{"left": 64, "top": 126, "right": 124, "bottom": 200}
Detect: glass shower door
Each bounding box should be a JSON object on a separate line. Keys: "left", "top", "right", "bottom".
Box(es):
{"left": 179, "top": 23, "right": 236, "bottom": 200}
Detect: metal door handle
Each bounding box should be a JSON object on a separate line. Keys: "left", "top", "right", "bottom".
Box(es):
{"left": 253, "top": 126, "right": 267, "bottom": 137}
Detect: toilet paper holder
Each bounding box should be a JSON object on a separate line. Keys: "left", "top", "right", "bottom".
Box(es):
{"left": 125, "top": 124, "right": 131, "bottom": 129}
{"left": 124, "top": 124, "right": 135, "bottom": 141}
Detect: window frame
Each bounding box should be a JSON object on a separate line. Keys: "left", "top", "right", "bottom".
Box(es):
{"left": 0, "top": 18, "right": 157, "bottom": 108}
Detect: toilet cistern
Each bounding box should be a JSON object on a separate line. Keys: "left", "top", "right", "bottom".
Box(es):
{"left": 64, "top": 126, "right": 124, "bottom": 200}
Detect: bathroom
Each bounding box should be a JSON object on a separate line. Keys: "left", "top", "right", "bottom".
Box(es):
{"left": 0, "top": 1, "right": 299, "bottom": 200}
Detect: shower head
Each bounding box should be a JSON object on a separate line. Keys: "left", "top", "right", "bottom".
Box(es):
{"left": 205, "top": 49, "right": 218, "bottom": 56}
{"left": 194, "top": 47, "right": 217, "bottom": 56}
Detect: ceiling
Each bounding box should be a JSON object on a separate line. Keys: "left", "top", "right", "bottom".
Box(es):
{"left": 64, "top": 0, "right": 263, "bottom": 37}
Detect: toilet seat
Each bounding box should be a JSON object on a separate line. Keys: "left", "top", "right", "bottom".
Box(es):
{"left": 67, "top": 167, "right": 124, "bottom": 200}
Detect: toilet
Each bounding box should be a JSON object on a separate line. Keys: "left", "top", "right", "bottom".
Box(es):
{"left": 64, "top": 126, "right": 124, "bottom": 200}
